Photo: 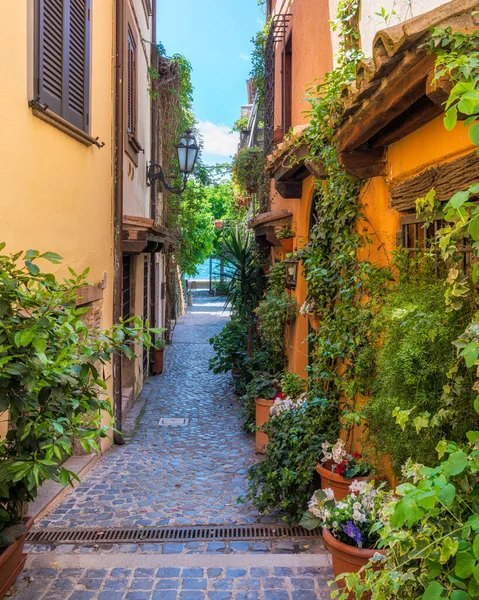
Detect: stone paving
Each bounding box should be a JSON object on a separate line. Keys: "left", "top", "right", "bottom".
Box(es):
{"left": 9, "top": 291, "right": 332, "bottom": 600}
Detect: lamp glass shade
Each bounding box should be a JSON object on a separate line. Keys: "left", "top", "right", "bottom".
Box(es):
{"left": 284, "top": 260, "right": 298, "bottom": 289}
{"left": 177, "top": 129, "right": 199, "bottom": 175}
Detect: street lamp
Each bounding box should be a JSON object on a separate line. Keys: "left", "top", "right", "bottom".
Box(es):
{"left": 146, "top": 129, "right": 199, "bottom": 193}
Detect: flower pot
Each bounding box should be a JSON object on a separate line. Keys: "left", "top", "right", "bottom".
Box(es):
{"left": 273, "top": 128, "right": 284, "bottom": 144}
{"left": 279, "top": 237, "right": 294, "bottom": 253}
{"left": 154, "top": 347, "right": 164, "bottom": 375}
{"left": 308, "top": 314, "right": 321, "bottom": 331}
{"left": 316, "top": 463, "right": 367, "bottom": 501}
{"left": 0, "top": 517, "right": 34, "bottom": 599}
{"left": 255, "top": 397, "right": 274, "bottom": 453}
{"left": 323, "top": 527, "right": 384, "bottom": 579}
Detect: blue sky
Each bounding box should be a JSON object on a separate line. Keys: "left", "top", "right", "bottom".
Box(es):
{"left": 157, "top": 0, "right": 264, "bottom": 164}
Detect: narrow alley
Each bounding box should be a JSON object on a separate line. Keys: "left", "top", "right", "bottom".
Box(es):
{"left": 10, "top": 292, "right": 332, "bottom": 600}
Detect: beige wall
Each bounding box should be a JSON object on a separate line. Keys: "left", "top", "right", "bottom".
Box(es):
{"left": 329, "top": 0, "right": 446, "bottom": 62}
{"left": 123, "top": 0, "right": 153, "bottom": 218}
{"left": 0, "top": 0, "right": 115, "bottom": 441}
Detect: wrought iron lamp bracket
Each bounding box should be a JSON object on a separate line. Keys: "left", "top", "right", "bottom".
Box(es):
{"left": 146, "top": 162, "right": 187, "bottom": 194}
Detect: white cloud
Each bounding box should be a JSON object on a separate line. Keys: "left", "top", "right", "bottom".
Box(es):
{"left": 198, "top": 121, "right": 239, "bottom": 158}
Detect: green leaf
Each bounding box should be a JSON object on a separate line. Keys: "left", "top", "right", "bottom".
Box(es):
{"left": 20, "top": 330, "right": 34, "bottom": 346}
{"left": 473, "top": 535, "right": 479, "bottom": 560}
{"left": 469, "top": 122, "right": 479, "bottom": 146}
{"left": 299, "top": 510, "right": 321, "bottom": 531}
{"left": 469, "top": 214, "right": 479, "bottom": 241}
{"left": 441, "top": 536, "right": 459, "bottom": 563}
{"left": 456, "top": 552, "right": 476, "bottom": 579}
{"left": 451, "top": 592, "right": 471, "bottom": 600}
{"left": 443, "top": 451, "right": 468, "bottom": 477}
{"left": 25, "top": 260, "right": 40, "bottom": 275}
{"left": 445, "top": 104, "right": 458, "bottom": 130}
{"left": 450, "top": 190, "right": 471, "bottom": 210}
{"left": 40, "top": 251, "right": 63, "bottom": 263}
{"left": 422, "top": 581, "right": 445, "bottom": 599}
{"left": 467, "top": 431, "right": 479, "bottom": 443}
{"left": 438, "top": 482, "right": 456, "bottom": 507}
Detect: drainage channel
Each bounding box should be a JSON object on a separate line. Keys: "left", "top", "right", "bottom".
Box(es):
{"left": 27, "top": 524, "right": 322, "bottom": 545}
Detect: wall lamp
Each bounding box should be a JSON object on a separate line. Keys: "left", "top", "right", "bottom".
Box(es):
{"left": 284, "top": 258, "right": 299, "bottom": 290}
{"left": 146, "top": 129, "right": 199, "bottom": 194}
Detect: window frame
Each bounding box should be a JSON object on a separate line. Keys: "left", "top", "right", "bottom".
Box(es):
{"left": 282, "top": 30, "right": 292, "bottom": 134}
{"left": 125, "top": 15, "right": 142, "bottom": 164}
{"left": 34, "top": 0, "right": 91, "bottom": 135}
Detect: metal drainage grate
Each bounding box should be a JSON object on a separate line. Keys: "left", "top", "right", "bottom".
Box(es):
{"left": 26, "top": 524, "right": 321, "bottom": 545}
{"left": 158, "top": 418, "right": 189, "bottom": 426}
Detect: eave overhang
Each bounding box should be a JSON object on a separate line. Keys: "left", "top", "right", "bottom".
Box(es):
{"left": 266, "top": 125, "right": 326, "bottom": 198}
{"left": 335, "top": 0, "right": 479, "bottom": 179}
{"left": 248, "top": 209, "right": 293, "bottom": 247}
{"left": 122, "top": 215, "right": 173, "bottom": 255}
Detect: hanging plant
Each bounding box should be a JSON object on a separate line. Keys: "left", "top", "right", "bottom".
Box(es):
{"left": 232, "top": 147, "right": 265, "bottom": 195}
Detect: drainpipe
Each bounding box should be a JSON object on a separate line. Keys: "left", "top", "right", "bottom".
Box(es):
{"left": 150, "top": 0, "right": 159, "bottom": 362}
{"left": 113, "top": 0, "right": 125, "bottom": 445}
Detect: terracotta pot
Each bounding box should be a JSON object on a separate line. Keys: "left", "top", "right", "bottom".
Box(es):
{"left": 308, "top": 314, "right": 321, "bottom": 331}
{"left": 323, "top": 528, "right": 385, "bottom": 598}
{"left": 0, "top": 517, "right": 34, "bottom": 599}
{"left": 154, "top": 347, "right": 164, "bottom": 374}
{"left": 316, "top": 463, "right": 367, "bottom": 501}
{"left": 279, "top": 237, "right": 294, "bottom": 253}
{"left": 255, "top": 398, "right": 274, "bottom": 453}
{"left": 273, "top": 128, "right": 284, "bottom": 144}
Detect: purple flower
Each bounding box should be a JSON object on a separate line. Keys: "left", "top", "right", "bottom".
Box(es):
{"left": 341, "top": 521, "right": 363, "bottom": 547}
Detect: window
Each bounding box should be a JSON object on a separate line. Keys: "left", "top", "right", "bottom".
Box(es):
{"left": 127, "top": 27, "right": 136, "bottom": 136}
{"left": 142, "top": 258, "right": 149, "bottom": 377}
{"left": 35, "top": 0, "right": 91, "bottom": 133}
{"left": 282, "top": 33, "right": 292, "bottom": 133}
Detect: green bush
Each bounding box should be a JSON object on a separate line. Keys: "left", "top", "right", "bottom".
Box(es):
{"left": 240, "top": 371, "right": 279, "bottom": 433}
{"left": 243, "top": 395, "right": 339, "bottom": 523}
{"left": 366, "top": 280, "right": 476, "bottom": 476}
{"left": 255, "top": 292, "right": 297, "bottom": 369}
{"left": 208, "top": 319, "right": 248, "bottom": 374}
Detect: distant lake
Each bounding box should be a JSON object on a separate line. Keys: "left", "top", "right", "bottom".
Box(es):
{"left": 191, "top": 257, "right": 222, "bottom": 281}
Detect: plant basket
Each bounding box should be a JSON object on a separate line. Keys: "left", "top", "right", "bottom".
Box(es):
{"left": 0, "top": 517, "right": 34, "bottom": 599}
{"left": 255, "top": 397, "right": 274, "bottom": 454}
{"left": 279, "top": 237, "right": 294, "bottom": 253}
{"left": 154, "top": 347, "right": 164, "bottom": 375}
{"left": 273, "top": 127, "right": 284, "bottom": 144}
{"left": 316, "top": 463, "right": 367, "bottom": 501}
{"left": 323, "top": 527, "right": 385, "bottom": 584}
{"left": 308, "top": 313, "right": 321, "bottom": 331}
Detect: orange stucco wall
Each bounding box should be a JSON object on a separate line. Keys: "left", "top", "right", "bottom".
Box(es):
{"left": 271, "top": 0, "right": 333, "bottom": 133}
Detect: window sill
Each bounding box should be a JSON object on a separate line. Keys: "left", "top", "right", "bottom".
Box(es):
{"left": 29, "top": 101, "right": 104, "bottom": 148}
{"left": 128, "top": 133, "right": 143, "bottom": 154}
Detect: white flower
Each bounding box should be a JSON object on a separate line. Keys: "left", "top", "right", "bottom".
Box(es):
{"left": 353, "top": 502, "right": 362, "bottom": 511}
{"left": 336, "top": 502, "right": 346, "bottom": 510}
{"left": 322, "top": 441, "right": 331, "bottom": 451}
{"left": 349, "top": 480, "right": 368, "bottom": 495}
{"left": 324, "top": 488, "right": 335, "bottom": 501}
{"left": 332, "top": 521, "right": 338, "bottom": 528}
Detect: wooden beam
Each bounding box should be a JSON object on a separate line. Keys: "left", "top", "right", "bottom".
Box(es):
{"left": 76, "top": 285, "right": 103, "bottom": 306}
{"left": 370, "top": 97, "right": 442, "bottom": 148}
{"left": 337, "top": 53, "right": 435, "bottom": 153}
{"left": 122, "top": 240, "right": 148, "bottom": 254}
{"left": 390, "top": 150, "right": 479, "bottom": 212}
{"left": 340, "top": 147, "right": 387, "bottom": 179}
{"left": 275, "top": 180, "right": 303, "bottom": 199}
{"left": 304, "top": 158, "right": 327, "bottom": 179}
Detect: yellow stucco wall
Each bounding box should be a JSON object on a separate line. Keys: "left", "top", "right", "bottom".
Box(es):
{"left": 0, "top": 0, "right": 115, "bottom": 442}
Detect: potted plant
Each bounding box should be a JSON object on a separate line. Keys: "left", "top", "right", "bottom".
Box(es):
{"left": 300, "top": 481, "right": 387, "bottom": 579}
{"left": 273, "top": 126, "right": 284, "bottom": 144}
{"left": 300, "top": 299, "right": 321, "bottom": 331}
{"left": 256, "top": 371, "right": 306, "bottom": 453}
{"left": 276, "top": 225, "right": 295, "bottom": 253}
{"left": 316, "top": 439, "right": 371, "bottom": 500}
{"left": 0, "top": 246, "right": 158, "bottom": 597}
{"left": 231, "top": 147, "right": 264, "bottom": 195}
{"left": 154, "top": 338, "right": 166, "bottom": 374}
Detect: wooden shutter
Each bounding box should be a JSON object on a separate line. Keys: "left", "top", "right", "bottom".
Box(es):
{"left": 127, "top": 28, "right": 136, "bottom": 135}
{"left": 36, "top": 0, "right": 90, "bottom": 132}
{"left": 37, "top": 0, "right": 64, "bottom": 116}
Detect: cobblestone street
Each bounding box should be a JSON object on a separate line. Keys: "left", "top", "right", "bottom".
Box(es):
{"left": 9, "top": 292, "right": 332, "bottom": 600}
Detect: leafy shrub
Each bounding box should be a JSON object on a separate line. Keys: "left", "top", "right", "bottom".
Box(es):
{"left": 255, "top": 292, "right": 297, "bottom": 368}
{"left": 0, "top": 246, "right": 158, "bottom": 540}
{"left": 268, "top": 261, "right": 286, "bottom": 296}
{"left": 208, "top": 319, "right": 248, "bottom": 374}
{"left": 232, "top": 147, "right": 264, "bottom": 194}
{"left": 243, "top": 395, "right": 339, "bottom": 523}
{"left": 281, "top": 371, "right": 307, "bottom": 400}
{"left": 240, "top": 371, "right": 279, "bottom": 433}
{"left": 366, "top": 280, "right": 476, "bottom": 476}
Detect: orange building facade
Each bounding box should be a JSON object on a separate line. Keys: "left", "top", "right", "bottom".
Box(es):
{"left": 253, "top": 0, "right": 479, "bottom": 383}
